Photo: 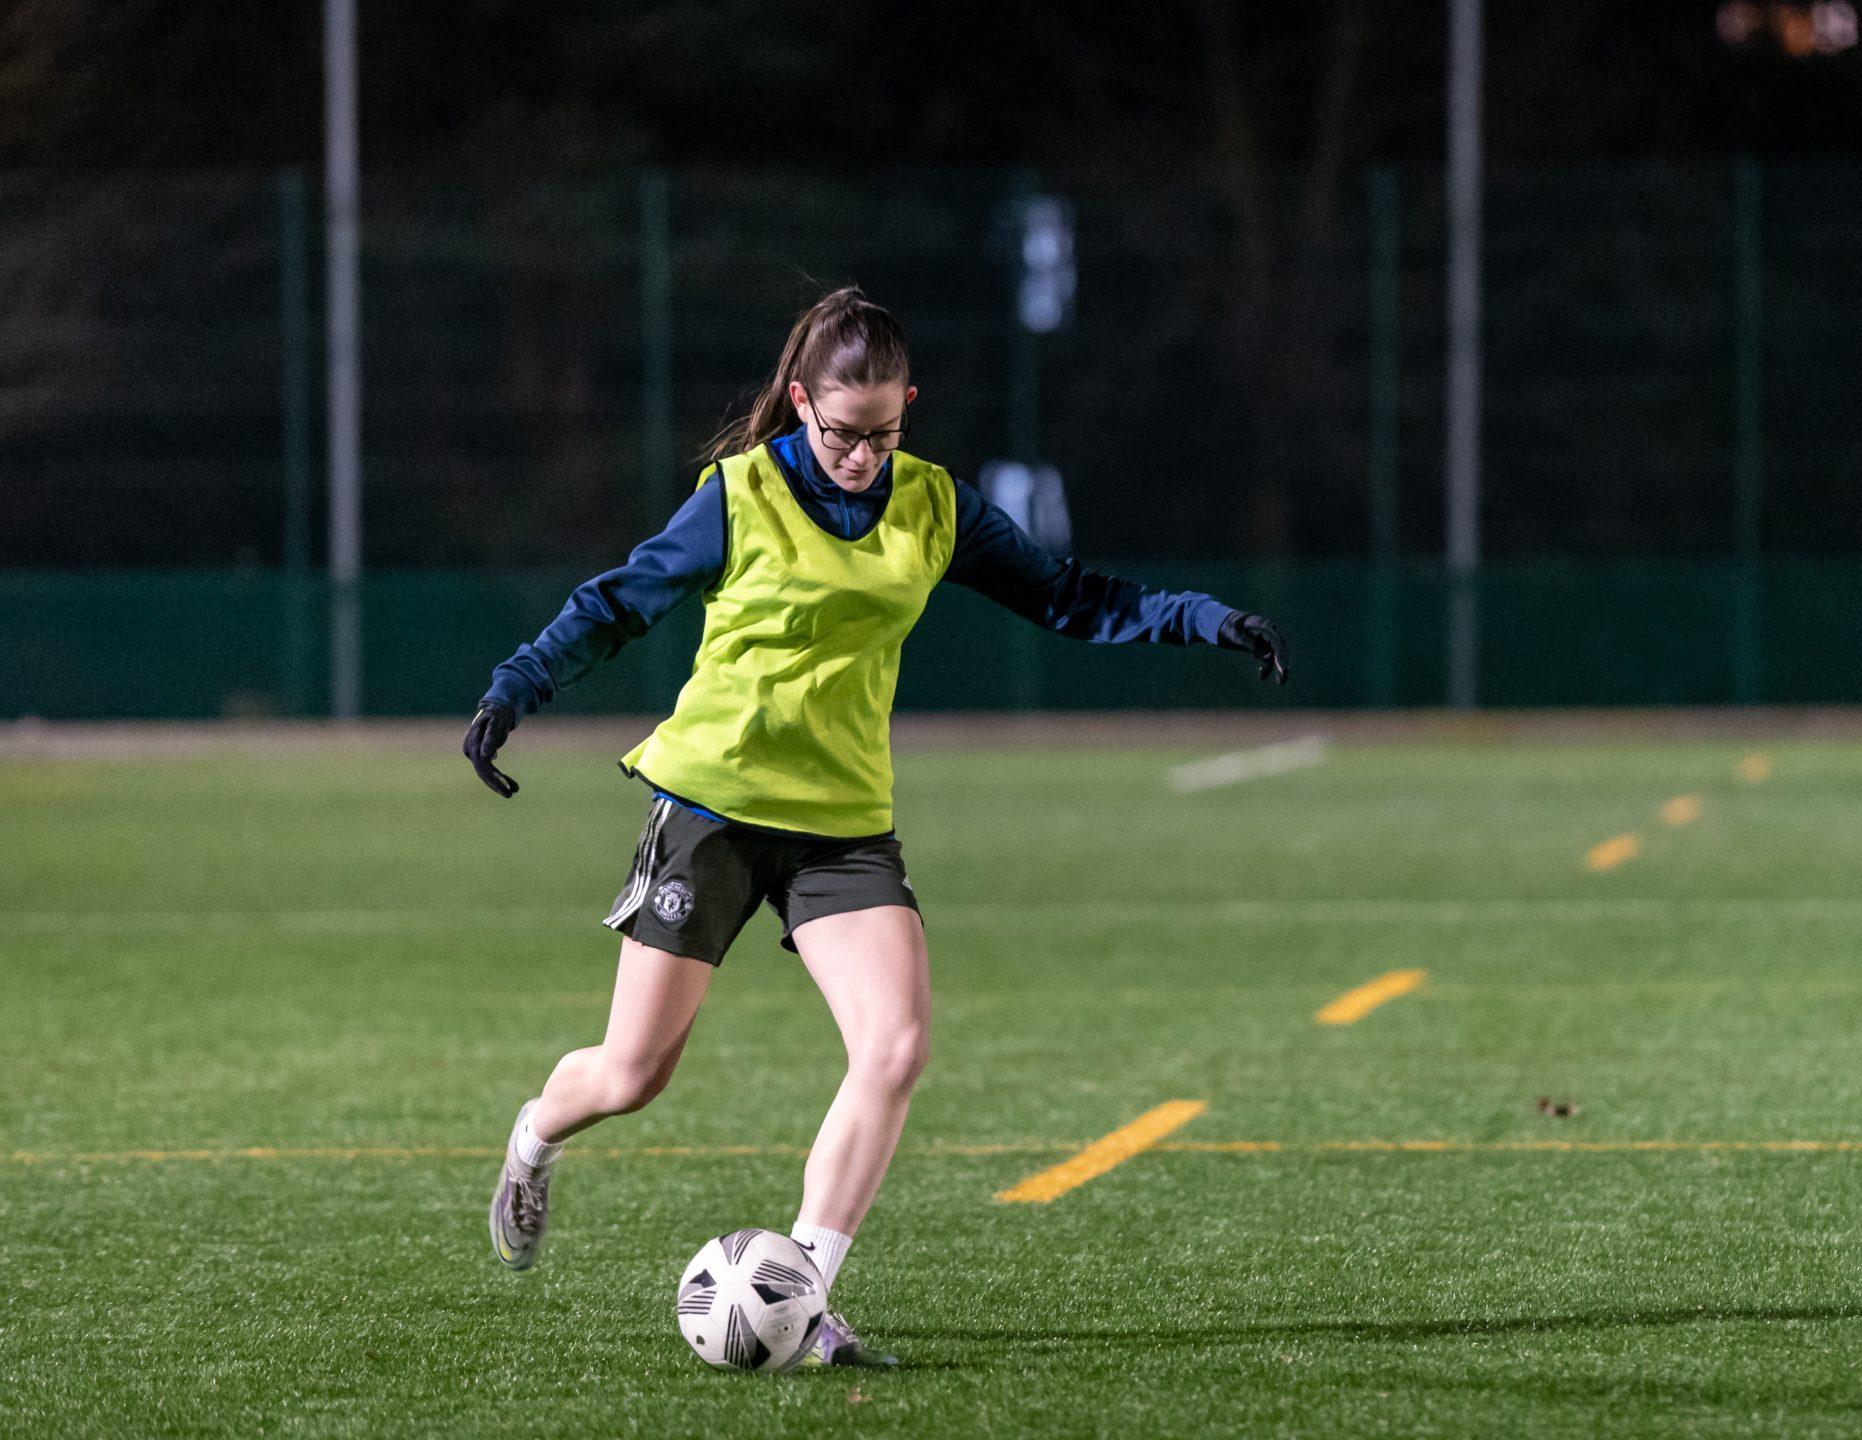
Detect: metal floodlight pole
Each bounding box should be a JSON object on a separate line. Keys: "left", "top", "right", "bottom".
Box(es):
{"left": 1444, "top": 0, "right": 1484, "bottom": 709}
{"left": 325, "top": 0, "right": 363, "bottom": 719}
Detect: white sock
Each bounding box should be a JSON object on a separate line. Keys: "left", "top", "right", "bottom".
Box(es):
{"left": 514, "top": 1106, "right": 563, "bottom": 1170}
{"left": 789, "top": 1223, "right": 852, "bottom": 1292}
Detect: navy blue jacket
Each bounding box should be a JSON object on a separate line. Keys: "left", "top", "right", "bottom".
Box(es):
{"left": 485, "top": 426, "right": 1238, "bottom": 715}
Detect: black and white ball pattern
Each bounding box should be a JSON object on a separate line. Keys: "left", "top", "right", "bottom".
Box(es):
{"left": 676, "top": 1228, "right": 827, "bottom": 1373}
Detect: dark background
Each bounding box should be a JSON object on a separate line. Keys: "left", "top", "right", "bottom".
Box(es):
{"left": 1, "top": 2, "right": 1856, "bottom": 604}
{"left": 7, "top": 3, "right": 1857, "bottom": 172}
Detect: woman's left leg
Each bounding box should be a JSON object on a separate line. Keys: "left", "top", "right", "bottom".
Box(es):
{"left": 791, "top": 903, "right": 931, "bottom": 1245}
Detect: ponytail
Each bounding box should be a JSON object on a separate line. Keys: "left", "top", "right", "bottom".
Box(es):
{"left": 703, "top": 285, "right": 911, "bottom": 462}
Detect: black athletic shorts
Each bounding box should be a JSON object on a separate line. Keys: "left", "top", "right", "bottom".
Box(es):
{"left": 600, "top": 794, "right": 921, "bottom": 966}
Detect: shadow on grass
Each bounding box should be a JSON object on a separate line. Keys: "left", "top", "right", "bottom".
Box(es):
{"left": 784, "top": 1360, "right": 967, "bottom": 1376}
{"left": 890, "top": 1302, "right": 1862, "bottom": 1348}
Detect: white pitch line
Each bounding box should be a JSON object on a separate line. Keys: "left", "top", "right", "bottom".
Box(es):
{"left": 938, "top": 897, "right": 1862, "bottom": 927}
{"left": 8, "top": 897, "right": 1862, "bottom": 934}
{"left": 1167, "top": 735, "right": 1331, "bottom": 793}
{"left": 0, "top": 907, "right": 586, "bottom": 934}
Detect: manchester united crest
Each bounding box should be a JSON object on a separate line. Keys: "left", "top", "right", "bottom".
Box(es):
{"left": 652, "top": 880, "right": 695, "bottom": 925}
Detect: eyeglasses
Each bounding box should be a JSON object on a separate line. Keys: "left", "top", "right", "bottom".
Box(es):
{"left": 800, "top": 385, "right": 910, "bottom": 454}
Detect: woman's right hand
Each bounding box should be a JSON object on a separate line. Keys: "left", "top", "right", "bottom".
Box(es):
{"left": 463, "top": 701, "right": 520, "bottom": 797}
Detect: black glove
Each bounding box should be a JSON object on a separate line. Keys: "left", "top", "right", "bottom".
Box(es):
{"left": 463, "top": 701, "right": 520, "bottom": 797}
{"left": 1218, "top": 611, "right": 1289, "bottom": 686}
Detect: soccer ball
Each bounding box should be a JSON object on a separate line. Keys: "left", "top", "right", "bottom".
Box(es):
{"left": 676, "top": 1228, "right": 826, "bottom": 1373}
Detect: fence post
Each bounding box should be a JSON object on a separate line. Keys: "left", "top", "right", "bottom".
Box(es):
{"left": 1366, "top": 166, "right": 1402, "bottom": 708}
{"left": 1732, "top": 158, "right": 1765, "bottom": 705}
{"left": 638, "top": 167, "right": 679, "bottom": 710}
{"left": 1444, "top": 0, "right": 1484, "bottom": 710}
{"left": 324, "top": 0, "right": 363, "bottom": 719}
{"left": 276, "top": 168, "right": 315, "bottom": 717}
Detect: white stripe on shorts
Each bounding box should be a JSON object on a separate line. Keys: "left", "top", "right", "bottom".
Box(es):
{"left": 602, "top": 796, "right": 672, "bottom": 930}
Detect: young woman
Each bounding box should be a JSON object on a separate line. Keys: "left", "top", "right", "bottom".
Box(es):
{"left": 466, "top": 285, "right": 1286, "bottom": 1367}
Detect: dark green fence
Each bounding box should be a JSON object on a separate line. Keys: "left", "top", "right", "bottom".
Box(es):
{"left": 5, "top": 162, "right": 1860, "bottom": 573}
{"left": 4, "top": 561, "right": 1855, "bottom": 720}
{"left": 5, "top": 161, "right": 1859, "bottom": 718}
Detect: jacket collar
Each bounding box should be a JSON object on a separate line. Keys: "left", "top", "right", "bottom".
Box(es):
{"left": 772, "top": 424, "right": 893, "bottom": 503}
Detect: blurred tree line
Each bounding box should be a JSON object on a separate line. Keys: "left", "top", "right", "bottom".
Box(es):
{"left": 1, "top": 1, "right": 1856, "bottom": 568}
{"left": 3, "top": 1, "right": 1855, "bottom": 171}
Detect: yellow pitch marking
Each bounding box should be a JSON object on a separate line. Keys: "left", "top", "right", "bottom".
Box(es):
{"left": 1314, "top": 968, "right": 1427, "bottom": 1025}
{"left": 1661, "top": 794, "right": 1703, "bottom": 827}
{"left": 4, "top": 1140, "right": 1076, "bottom": 1166}
{"left": 1585, "top": 832, "right": 1641, "bottom": 871}
{"left": 1738, "top": 752, "right": 1772, "bottom": 784}
{"left": 10, "top": 1135, "right": 1861, "bottom": 1168}
{"left": 1160, "top": 1139, "right": 1862, "bottom": 1155}
{"left": 6, "top": 1145, "right": 501, "bottom": 1165}
{"left": 994, "top": 1100, "right": 1207, "bottom": 1204}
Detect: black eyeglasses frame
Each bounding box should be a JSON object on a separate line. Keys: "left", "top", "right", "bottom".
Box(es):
{"left": 799, "top": 384, "right": 911, "bottom": 455}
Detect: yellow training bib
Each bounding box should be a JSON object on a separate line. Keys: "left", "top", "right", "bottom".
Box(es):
{"left": 621, "top": 443, "right": 957, "bottom": 836}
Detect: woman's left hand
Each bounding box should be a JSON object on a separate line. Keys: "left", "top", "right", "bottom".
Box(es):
{"left": 1218, "top": 611, "right": 1288, "bottom": 685}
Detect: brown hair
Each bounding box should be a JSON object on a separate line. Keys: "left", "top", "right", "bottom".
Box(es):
{"left": 703, "top": 285, "right": 911, "bottom": 462}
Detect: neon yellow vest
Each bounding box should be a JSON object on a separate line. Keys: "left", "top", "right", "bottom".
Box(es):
{"left": 620, "top": 443, "right": 957, "bottom": 837}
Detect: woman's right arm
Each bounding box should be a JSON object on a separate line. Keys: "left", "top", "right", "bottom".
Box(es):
{"left": 482, "top": 473, "right": 726, "bottom": 716}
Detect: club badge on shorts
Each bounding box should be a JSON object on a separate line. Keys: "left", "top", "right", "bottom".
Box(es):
{"left": 652, "top": 880, "right": 695, "bottom": 925}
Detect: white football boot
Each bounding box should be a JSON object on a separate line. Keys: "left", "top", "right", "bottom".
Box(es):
{"left": 488, "top": 1100, "right": 553, "bottom": 1271}
{"left": 798, "top": 1310, "right": 899, "bottom": 1368}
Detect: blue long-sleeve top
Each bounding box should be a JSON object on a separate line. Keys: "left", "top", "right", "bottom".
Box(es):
{"left": 484, "top": 425, "right": 1239, "bottom": 715}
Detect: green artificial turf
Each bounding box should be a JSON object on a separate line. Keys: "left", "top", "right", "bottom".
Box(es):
{"left": 3, "top": 732, "right": 1861, "bottom": 1437}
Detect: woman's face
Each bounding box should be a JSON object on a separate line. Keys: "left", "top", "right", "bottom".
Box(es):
{"left": 789, "top": 379, "right": 917, "bottom": 493}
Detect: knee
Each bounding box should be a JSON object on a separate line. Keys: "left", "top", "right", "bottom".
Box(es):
{"left": 851, "top": 1022, "right": 930, "bottom": 1096}
{"left": 590, "top": 1057, "right": 670, "bottom": 1116}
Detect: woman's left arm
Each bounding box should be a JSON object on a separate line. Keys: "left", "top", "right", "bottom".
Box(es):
{"left": 941, "top": 481, "right": 1287, "bottom": 680}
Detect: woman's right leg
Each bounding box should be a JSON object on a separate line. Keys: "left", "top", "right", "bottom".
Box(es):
{"left": 490, "top": 937, "right": 712, "bottom": 1269}
{"left": 529, "top": 936, "right": 716, "bottom": 1142}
